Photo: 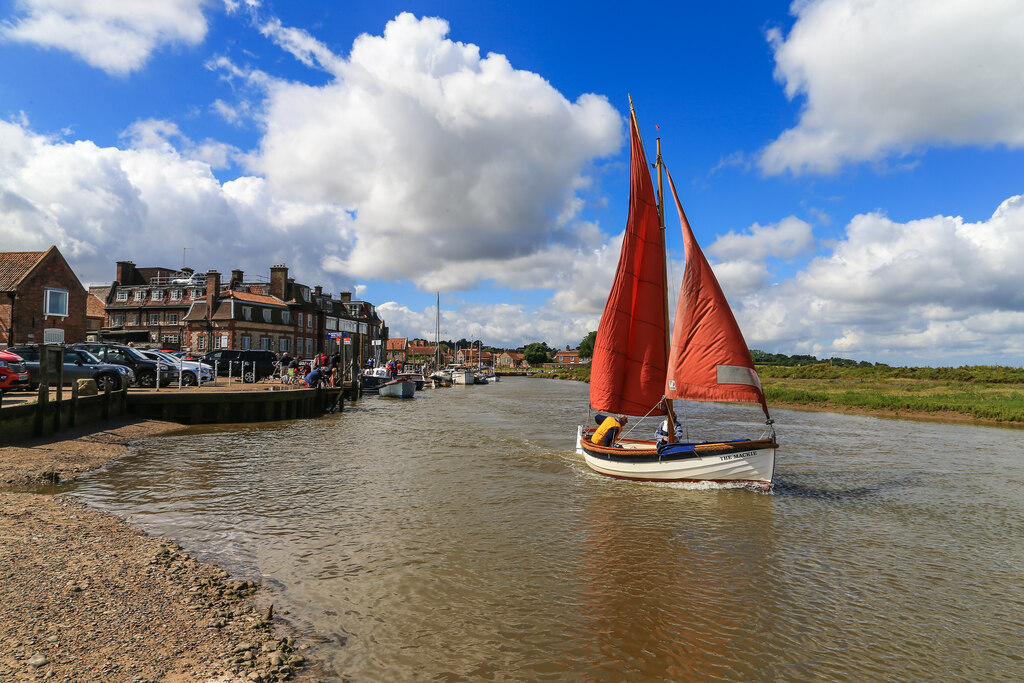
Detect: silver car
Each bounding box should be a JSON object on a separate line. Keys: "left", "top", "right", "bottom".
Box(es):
{"left": 138, "top": 350, "right": 214, "bottom": 386}
{"left": 6, "top": 346, "right": 135, "bottom": 392}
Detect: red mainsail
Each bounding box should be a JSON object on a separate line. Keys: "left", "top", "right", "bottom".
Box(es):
{"left": 589, "top": 111, "right": 668, "bottom": 417}
{"left": 664, "top": 170, "right": 770, "bottom": 419}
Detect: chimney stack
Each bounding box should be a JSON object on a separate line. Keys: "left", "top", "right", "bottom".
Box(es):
{"left": 314, "top": 285, "right": 323, "bottom": 297}
{"left": 270, "top": 265, "right": 288, "bottom": 300}
{"left": 339, "top": 291, "right": 352, "bottom": 303}
{"left": 230, "top": 269, "right": 244, "bottom": 289}
{"left": 116, "top": 260, "right": 138, "bottom": 284}
{"left": 205, "top": 270, "right": 221, "bottom": 320}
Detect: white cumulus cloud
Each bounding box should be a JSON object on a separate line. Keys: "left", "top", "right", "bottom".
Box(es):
{"left": 251, "top": 13, "right": 622, "bottom": 292}
{"left": 733, "top": 194, "right": 1024, "bottom": 364}
{"left": 0, "top": 118, "right": 353, "bottom": 289}
{"left": 1, "top": 0, "right": 210, "bottom": 76}
{"left": 761, "top": 0, "right": 1024, "bottom": 175}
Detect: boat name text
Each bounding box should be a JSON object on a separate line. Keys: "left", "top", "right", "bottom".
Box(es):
{"left": 718, "top": 451, "right": 756, "bottom": 461}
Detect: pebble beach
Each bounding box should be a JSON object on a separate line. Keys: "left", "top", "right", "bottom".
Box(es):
{"left": 0, "top": 419, "right": 322, "bottom": 682}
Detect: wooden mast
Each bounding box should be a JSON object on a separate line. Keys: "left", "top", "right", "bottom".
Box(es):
{"left": 654, "top": 118, "right": 679, "bottom": 441}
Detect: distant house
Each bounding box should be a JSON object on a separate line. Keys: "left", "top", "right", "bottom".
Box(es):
{"left": 386, "top": 337, "right": 408, "bottom": 362}
{"left": 553, "top": 345, "right": 581, "bottom": 367}
{"left": 497, "top": 351, "right": 526, "bottom": 369}
{"left": 0, "top": 246, "right": 87, "bottom": 347}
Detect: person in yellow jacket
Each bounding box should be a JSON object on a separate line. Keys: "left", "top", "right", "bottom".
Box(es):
{"left": 592, "top": 414, "right": 628, "bottom": 446}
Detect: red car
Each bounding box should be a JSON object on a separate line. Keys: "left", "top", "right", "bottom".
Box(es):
{"left": 0, "top": 349, "right": 31, "bottom": 391}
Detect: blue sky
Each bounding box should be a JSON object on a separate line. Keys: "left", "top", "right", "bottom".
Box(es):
{"left": 2, "top": 1, "right": 1023, "bottom": 365}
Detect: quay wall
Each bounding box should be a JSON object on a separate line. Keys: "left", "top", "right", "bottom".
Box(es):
{"left": 1, "top": 384, "right": 348, "bottom": 446}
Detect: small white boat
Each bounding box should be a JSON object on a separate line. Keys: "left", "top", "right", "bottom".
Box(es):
{"left": 451, "top": 368, "right": 475, "bottom": 385}
{"left": 378, "top": 378, "right": 416, "bottom": 398}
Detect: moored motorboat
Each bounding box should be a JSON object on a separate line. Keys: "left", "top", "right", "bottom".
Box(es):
{"left": 360, "top": 366, "right": 392, "bottom": 393}
{"left": 451, "top": 367, "right": 475, "bottom": 385}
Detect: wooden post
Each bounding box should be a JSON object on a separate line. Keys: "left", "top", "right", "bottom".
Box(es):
{"left": 34, "top": 382, "right": 48, "bottom": 437}
{"left": 102, "top": 380, "right": 111, "bottom": 420}
{"left": 69, "top": 380, "right": 79, "bottom": 428}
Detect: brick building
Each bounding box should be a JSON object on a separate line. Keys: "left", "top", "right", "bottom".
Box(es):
{"left": 101, "top": 261, "right": 205, "bottom": 346}
{"left": 497, "top": 351, "right": 526, "bottom": 368}
{"left": 97, "top": 261, "right": 388, "bottom": 362}
{"left": 553, "top": 345, "right": 582, "bottom": 366}
{"left": 386, "top": 337, "right": 408, "bottom": 362}
{"left": 0, "top": 246, "right": 87, "bottom": 347}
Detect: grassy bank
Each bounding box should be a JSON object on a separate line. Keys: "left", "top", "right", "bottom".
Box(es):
{"left": 532, "top": 364, "right": 1024, "bottom": 425}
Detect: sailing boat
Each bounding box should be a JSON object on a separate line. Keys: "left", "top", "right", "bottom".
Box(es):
{"left": 575, "top": 100, "right": 777, "bottom": 487}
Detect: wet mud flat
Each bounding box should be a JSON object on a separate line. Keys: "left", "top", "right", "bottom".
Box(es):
{"left": 0, "top": 419, "right": 324, "bottom": 682}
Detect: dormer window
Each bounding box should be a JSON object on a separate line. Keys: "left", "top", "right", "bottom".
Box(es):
{"left": 134, "top": 290, "right": 145, "bottom": 301}
{"left": 116, "top": 290, "right": 129, "bottom": 302}
{"left": 171, "top": 289, "right": 183, "bottom": 301}
{"left": 151, "top": 289, "right": 164, "bottom": 301}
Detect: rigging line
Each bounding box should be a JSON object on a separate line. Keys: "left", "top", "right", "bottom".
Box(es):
{"left": 619, "top": 401, "right": 664, "bottom": 439}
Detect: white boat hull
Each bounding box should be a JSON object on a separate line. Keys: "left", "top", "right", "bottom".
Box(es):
{"left": 452, "top": 370, "right": 475, "bottom": 385}
{"left": 576, "top": 426, "right": 775, "bottom": 486}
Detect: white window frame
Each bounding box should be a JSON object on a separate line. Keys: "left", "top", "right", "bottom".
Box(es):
{"left": 116, "top": 290, "right": 129, "bottom": 302}
{"left": 44, "top": 288, "right": 69, "bottom": 317}
{"left": 171, "top": 289, "right": 183, "bottom": 301}
{"left": 167, "top": 313, "right": 179, "bottom": 325}
{"left": 241, "top": 335, "right": 251, "bottom": 350}
{"left": 151, "top": 289, "right": 164, "bottom": 301}
{"left": 263, "top": 309, "right": 272, "bottom": 323}
{"left": 197, "top": 334, "right": 206, "bottom": 351}
{"left": 133, "top": 289, "right": 145, "bottom": 301}
{"left": 279, "top": 337, "right": 289, "bottom": 352}
{"left": 148, "top": 313, "right": 160, "bottom": 325}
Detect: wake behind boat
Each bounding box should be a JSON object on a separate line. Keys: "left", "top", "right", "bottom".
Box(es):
{"left": 576, "top": 99, "right": 777, "bottom": 488}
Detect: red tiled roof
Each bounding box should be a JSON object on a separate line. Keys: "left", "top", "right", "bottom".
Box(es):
{"left": 407, "top": 344, "right": 435, "bottom": 355}
{"left": 222, "top": 290, "right": 287, "bottom": 307}
{"left": 0, "top": 250, "right": 47, "bottom": 291}
{"left": 386, "top": 337, "right": 407, "bottom": 350}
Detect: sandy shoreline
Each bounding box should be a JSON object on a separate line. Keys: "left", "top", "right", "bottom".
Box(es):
{"left": 0, "top": 418, "right": 324, "bottom": 682}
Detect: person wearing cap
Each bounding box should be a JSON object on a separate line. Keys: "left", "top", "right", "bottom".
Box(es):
{"left": 592, "top": 414, "right": 628, "bottom": 447}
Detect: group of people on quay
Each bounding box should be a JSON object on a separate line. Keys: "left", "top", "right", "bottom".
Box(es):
{"left": 273, "top": 351, "right": 341, "bottom": 388}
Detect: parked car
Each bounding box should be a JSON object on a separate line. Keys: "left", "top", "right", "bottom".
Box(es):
{"left": 137, "top": 349, "right": 214, "bottom": 386}
{"left": 0, "top": 349, "right": 31, "bottom": 392}
{"left": 201, "top": 349, "right": 278, "bottom": 382}
{"left": 70, "top": 343, "right": 179, "bottom": 388}
{"left": 5, "top": 346, "right": 134, "bottom": 392}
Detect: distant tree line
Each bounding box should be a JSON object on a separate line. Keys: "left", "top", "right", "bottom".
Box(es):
{"left": 749, "top": 350, "right": 873, "bottom": 367}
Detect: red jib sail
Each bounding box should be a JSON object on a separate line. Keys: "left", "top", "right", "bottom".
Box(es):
{"left": 589, "top": 111, "right": 668, "bottom": 417}
{"left": 664, "top": 170, "right": 770, "bottom": 419}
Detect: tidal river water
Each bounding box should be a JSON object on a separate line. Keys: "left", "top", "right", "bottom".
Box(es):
{"left": 70, "top": 377, "right": 1022, "bottom": 681}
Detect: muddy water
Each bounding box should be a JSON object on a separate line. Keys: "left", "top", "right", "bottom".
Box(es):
{"left": 70, "top": 378, "right": 1023, "bottom": 681}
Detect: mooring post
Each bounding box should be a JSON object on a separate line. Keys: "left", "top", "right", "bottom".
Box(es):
{"left": 69, "top": 380, "right": 79, "bottom": 428}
